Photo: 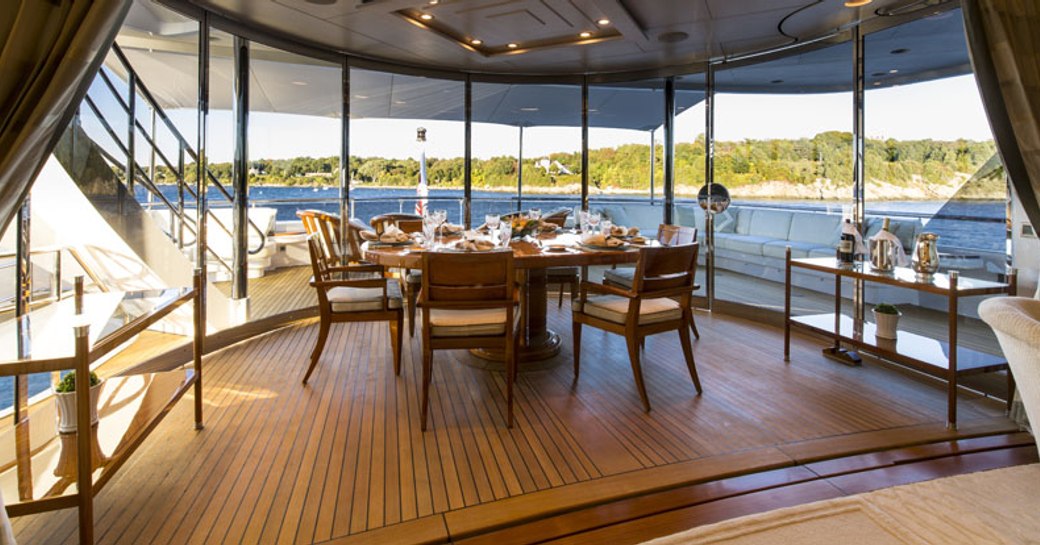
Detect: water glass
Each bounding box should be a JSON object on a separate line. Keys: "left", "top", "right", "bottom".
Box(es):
{"left": 600, "top": 219, "right": 613, "bottom": 236}
{"left": 485, "top": 214, "right": 501, "bottom": 229}
{"left": 423, "top": 221, "right": 437, "bottom": 249}
{"left": 499, "top": 223, "right": 512, "bottom": 247}
{"left": 528, "top": 208, "right": 541, "bottom": 221}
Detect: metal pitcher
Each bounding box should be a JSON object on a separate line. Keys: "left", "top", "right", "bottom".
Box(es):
{"left": 911, "top": 232, "right": 940, "bottom": 280}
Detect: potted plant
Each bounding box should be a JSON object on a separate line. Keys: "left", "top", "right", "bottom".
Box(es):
{"left": 872, "top": 303, "right": 901, "bottom": 340}
{"left": 54, "top": 371, "right": 103, "bottom": 434}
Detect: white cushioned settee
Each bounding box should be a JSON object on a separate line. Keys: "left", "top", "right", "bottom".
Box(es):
{"left": 596, "top": 202, "right": 922, "bottom": 304}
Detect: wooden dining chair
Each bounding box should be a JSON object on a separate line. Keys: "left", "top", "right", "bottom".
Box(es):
{"left": 369, "top": 213, "right": 425, "bottom": 336}
{"left": 573, "top": 243, "right": 702, "bottom": 411}
{"left": 419, "top": 249, "right": 519, "bottom": 430}
{"left": 534, "top": 209, "right": 579, "bottom": 308}
{"left": 298, "top": 209, "right": 345, "bottom": 266}
{"left": 302, "top": 234, "right": 403, "bottom": 384}
{"left": 604, "top": 223, "right": 701, "bottom": 338}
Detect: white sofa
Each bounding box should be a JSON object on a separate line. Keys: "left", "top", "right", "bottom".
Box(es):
{"left": 596, "top": 202, "right": 922, "bottom": 305}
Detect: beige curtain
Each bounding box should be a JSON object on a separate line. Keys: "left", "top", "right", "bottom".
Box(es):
{"left": 0, "top": 0, "right": 131, "bottom": 237}
{"left": 963, "top": 0, "right": 1040, "bottom": 230}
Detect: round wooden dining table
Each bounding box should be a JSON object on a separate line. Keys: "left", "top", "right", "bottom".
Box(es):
{"left": 363, "top": 232, "right": 651, "bottom": 362}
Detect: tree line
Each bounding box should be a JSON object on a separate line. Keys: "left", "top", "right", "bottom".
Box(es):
{"left": 153, "top": 132, "right": 997, "bottom": 194}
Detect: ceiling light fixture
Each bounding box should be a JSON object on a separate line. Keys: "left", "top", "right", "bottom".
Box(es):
{"left": 470, "top": 38, "right": 482, "bottom": 45}
{"left": 889, "top": 68, "right": 899, "bottom": 73}
{"left": 579, "top": 31, "right": 592, "bottom": 38}
{"left": 428, "top": 0, "right": 439, "bottom": 4}
{"left": 291, "top": 81, "right": 307, "bottom": 86}
{"left": 507, "top": 43, "right": 518, "bottom": 49}
{"left": 520, "top": 107, "right": 539, "bottom": 112}
{"left": 597, "top": 18, "right": 610, "bottom": 26}
{"left": 844, "top": 0, "right": 873, "bottom": 7}
{"left": 354, "top": 94, "right": 369, "bottom": 99}
{"left": 419, "top": 13, "right": 433, "bottom": 20}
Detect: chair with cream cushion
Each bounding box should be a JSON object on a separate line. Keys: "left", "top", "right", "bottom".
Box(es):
{"left": 370, "top": 213, "right": 424, "bottom": 337}
{"left": 420, "top": 249, "right": 519, "bottom": 430}
{"left": 604, "top": 224, "right": 701, "bottom": 338}
{"left": 303, "top": 235, "right": 403, "bottom": 384}
{"left": 979, "top": 296, "right": 1040, "bottom": 432}
{"left": 574, "top": 243, "right": 703, "bottom": 411}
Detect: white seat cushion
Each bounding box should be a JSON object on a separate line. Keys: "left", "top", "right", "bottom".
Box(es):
{"left": 328, "top": 280, "right": 402, "bottom": 312}
{"left": 428, "top": 307, "right": 511, "bottom": 337}
{"left": 406, "top": 269, "right": 423, "bottom": 284}
{"left": 576, "top": 295, "right": 682, "bottom": 325}
{"left": 603, "top": 268, "right": 636, "bottom": 288}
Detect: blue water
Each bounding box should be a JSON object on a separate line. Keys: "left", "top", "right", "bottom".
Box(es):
{"left": 165, "top": 185, "right": 1002, "bottom": 252}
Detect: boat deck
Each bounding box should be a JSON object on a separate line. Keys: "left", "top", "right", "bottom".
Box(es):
{"left": 10, "top": 292, "right": 1021, "bottom": 544}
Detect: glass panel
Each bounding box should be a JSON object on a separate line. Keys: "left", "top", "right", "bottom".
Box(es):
{"left": 588, "top": 79, "right": 665, "bottom": 237}
{"left": 713, "top": 41, "right": 853, "bottom": 315}
{"left": 865, "top": 8, "right": 1007, "bottom": 359}
{"left": 350, "top": 68, "right": 466, "bottom": 226}
{"left": 242, "top": 41, "right": 342, "bottom": 320}
{"left": 674, "top": 73, "right": 708, "bottom": 294}
{"left": 471, "top": 82, "right": 520, "bottom": 220}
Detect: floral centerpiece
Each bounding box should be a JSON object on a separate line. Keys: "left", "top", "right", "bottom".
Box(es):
{"left": 509, "top": 216, "right": 540, "bottom": 239}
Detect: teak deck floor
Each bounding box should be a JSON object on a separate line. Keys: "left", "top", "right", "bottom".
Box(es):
{"left": 11, "top": 297, "right": 1015, "bottom": 544}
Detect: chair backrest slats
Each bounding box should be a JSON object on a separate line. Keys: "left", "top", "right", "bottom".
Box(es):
{"left": 421, "top": 250, "right": 513, "bottom": 304}
{"left": 657, "top": 224, "right": 697, "bottom": 246}
{"left": 371, "top": 213, "right": 423, "bottom": 234}
{"left": 634, "top": 243, "right": 699, "bottom": 294}
{"left": 299, "top": 209, "right": 343, "bottom": 265}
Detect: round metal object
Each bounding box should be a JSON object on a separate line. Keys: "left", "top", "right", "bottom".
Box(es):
{"left": 697, "top": 184, "right": 731, "bottom": 213}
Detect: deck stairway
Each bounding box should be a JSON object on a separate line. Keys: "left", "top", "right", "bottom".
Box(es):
{"left": 33, "top": 43, "right": 278, "bottom": 331}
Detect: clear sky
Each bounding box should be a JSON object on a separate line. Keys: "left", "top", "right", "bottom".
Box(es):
{"left": 167, "top": 74, "right": 991, "bottom": 164}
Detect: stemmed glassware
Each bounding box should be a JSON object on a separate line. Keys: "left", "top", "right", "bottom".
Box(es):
{"left": 422, "top": 213, "right": 438, "bottom": 249}
{"left": 587, "top": 212, "right": 601, "bottom": 234}
{"left": 528, "top": 208, "right": 541, "bottom": 221}
{"left": 432, "top": 209, "right": 447, "bottom": 244}
{"left": 499, "top": 222, "right": 512, "bottom": 247}
{"left": 600, "top": 218, "right": 613, "bottom": 236}
{"left": 486, "top": 213, "right": 501, "bottom": 243}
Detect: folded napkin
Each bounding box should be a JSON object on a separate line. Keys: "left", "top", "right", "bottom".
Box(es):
{"left": 581, "top": 233, "right": 624, "bottom": 247}
{"left": 538, "top": 221, "right": 558, "bottom": 232}
{"left": 359, "top": 230, "right": 378, "bottom": 241}
{"left": 609, "top": 225, "right": 628, "bottom": 237}
{"left": 454, "top": 238, "right": 496, "bottom": 251}
{"left": 627, "top": 226, "right": 640, "bottom": 236}
{"left": 380, "top": 225, "right": 411, "bottom": 243}
{"left": 439, "top": 223, "right": 463, "bottom": 235}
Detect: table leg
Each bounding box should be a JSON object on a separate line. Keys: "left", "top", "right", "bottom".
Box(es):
{"left": 473, "top": 268, "right": 561, "bottom": 364}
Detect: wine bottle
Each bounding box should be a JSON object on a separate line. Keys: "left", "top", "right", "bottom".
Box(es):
{"left": 839, "top": 219, "right": 855, "bottom": 265}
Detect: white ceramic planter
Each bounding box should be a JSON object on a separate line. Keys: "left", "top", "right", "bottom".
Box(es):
{"left": 55, "top": 380, "right": 103, "bottom": 434}
{"left": 873, "top": 310, "right": 901, "bottom": 340}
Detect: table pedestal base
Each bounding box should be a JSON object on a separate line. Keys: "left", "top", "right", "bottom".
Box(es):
{"left": 471, "top": 330, "right": 561, "bottom": 364}
{"left": 469, "top": 268, "right": 563, "bottom": 370}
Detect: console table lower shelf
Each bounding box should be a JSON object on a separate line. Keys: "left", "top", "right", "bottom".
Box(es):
{"left": 790, "top": 313, "right": 1012, "bottom": 426}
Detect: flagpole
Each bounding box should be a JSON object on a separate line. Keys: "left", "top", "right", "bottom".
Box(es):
{"left": 416, "top": 127, "right": 428, "bottom": 216}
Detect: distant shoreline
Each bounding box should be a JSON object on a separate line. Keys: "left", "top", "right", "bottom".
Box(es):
{"left": 248, "top": 181, "right": 1003, "bottom": 201}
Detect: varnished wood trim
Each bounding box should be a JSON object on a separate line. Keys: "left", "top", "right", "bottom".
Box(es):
{"left": 443, "top": 447, "right": 793, "bottom": 539}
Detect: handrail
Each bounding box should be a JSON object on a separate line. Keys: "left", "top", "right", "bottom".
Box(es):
{"left": 91, "top": 141, "right": 235, "bottom": 274}
{"left": 96, "top": 46, "right": 267, "bottom": 254}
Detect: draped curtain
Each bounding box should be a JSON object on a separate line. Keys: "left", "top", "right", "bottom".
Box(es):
{"left": 0, "top": 0, "right": 131, "bottom": 237}
{"left": 963, "top": 0, "right": 1040, "bottom": 232}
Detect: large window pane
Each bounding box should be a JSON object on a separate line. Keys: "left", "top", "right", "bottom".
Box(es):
{"left": 350, "top": 69, "right": 465, "bottom": 225}
{"left": 713, "top": 42, "right": 852, "bottom": 314}
{"left": 865, "top": 9, "right": 1005, "bottom": 356}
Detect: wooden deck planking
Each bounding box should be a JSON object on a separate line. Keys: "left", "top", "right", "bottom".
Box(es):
{"left": 10, "top": 292, "right": 1014, "bottom": 544}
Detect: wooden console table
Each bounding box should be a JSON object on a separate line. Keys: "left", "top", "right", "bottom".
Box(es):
{"left": 0, "top": 272, "right": 204, "bottom": 544}
{"left": 782, "top": 250, "right": 1015, "bottom": 429}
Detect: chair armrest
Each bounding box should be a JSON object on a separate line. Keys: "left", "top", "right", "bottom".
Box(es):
{"left": 420, "top": 299, "right": 516, "bottom": 310}
{"left": 311, "top": 278, "right": 389, "bottom": 289}
{"left": 326, "top": 263, "right": 383, "bottom": 274}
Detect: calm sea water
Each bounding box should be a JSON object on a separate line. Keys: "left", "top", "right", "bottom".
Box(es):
{"left": 3, "top": 186, "right": 1003, "bottom": 410}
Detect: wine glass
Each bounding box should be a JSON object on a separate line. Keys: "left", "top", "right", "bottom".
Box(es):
{"left": 433, "top": 209, "right": 447, "bottom": 242}
{"left": 600, "top": 219, "right": 613, "bottom": 236}
{"left": 485, "top": 213, "right": 501, "bottom": 241}
{"left": 528, "top": 208, "right": 541, "bottom": 221}
{"left": 587, "top": 212, "right": 601, "bottom": 233}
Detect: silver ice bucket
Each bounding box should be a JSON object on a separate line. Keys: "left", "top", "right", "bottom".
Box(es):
{"left": 869, "top": 239, "right": 896, "bottom": 272}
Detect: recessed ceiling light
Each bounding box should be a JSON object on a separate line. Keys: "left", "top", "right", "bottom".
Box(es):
{"left": 597, "top": 18, "right": 610, "bottom": 26}
{"left": 579, "top": 31, "right": 592, "bottom": 38}
{"left": 889, "top": 69, "right": 899, "bottom": 73}
{"left": 394, "top": 100, "right": 407, "bottom": 104}
{"left": 354, "top": 94, "right": 369, "bottom": 99}
{"left": 520, "top": 107, "right": 539, "bottom": 112}
{"left": 428, "top": 0, "right": 439, "bottom": 4}
{"left": 470, "top": 38, "right": 482, "bottom": 45}
{"left": 844, "top": 0, "right": 872, "bottom": 7}
{"left": 873, "top": 82, "right": 882, "bottom": 86}
{"left": 291, "top": 81, "right": 307, "bottom": 86}
{"left": 419, "top": 13, "right": 433, "bottom": 20}
{"left": 507, "top": 43, "right": 518, "bottom": 49}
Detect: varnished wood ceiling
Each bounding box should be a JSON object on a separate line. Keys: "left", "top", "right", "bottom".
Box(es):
{"left": 152, "top": 0, "right": 954, "bottom": 76}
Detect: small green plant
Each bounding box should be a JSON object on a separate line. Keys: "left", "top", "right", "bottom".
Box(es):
{"left": 874, "top": 303, "right": 900, "bottom": 315}
{"left": 55, "top": 371, "right": 101, "bottom": 394}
